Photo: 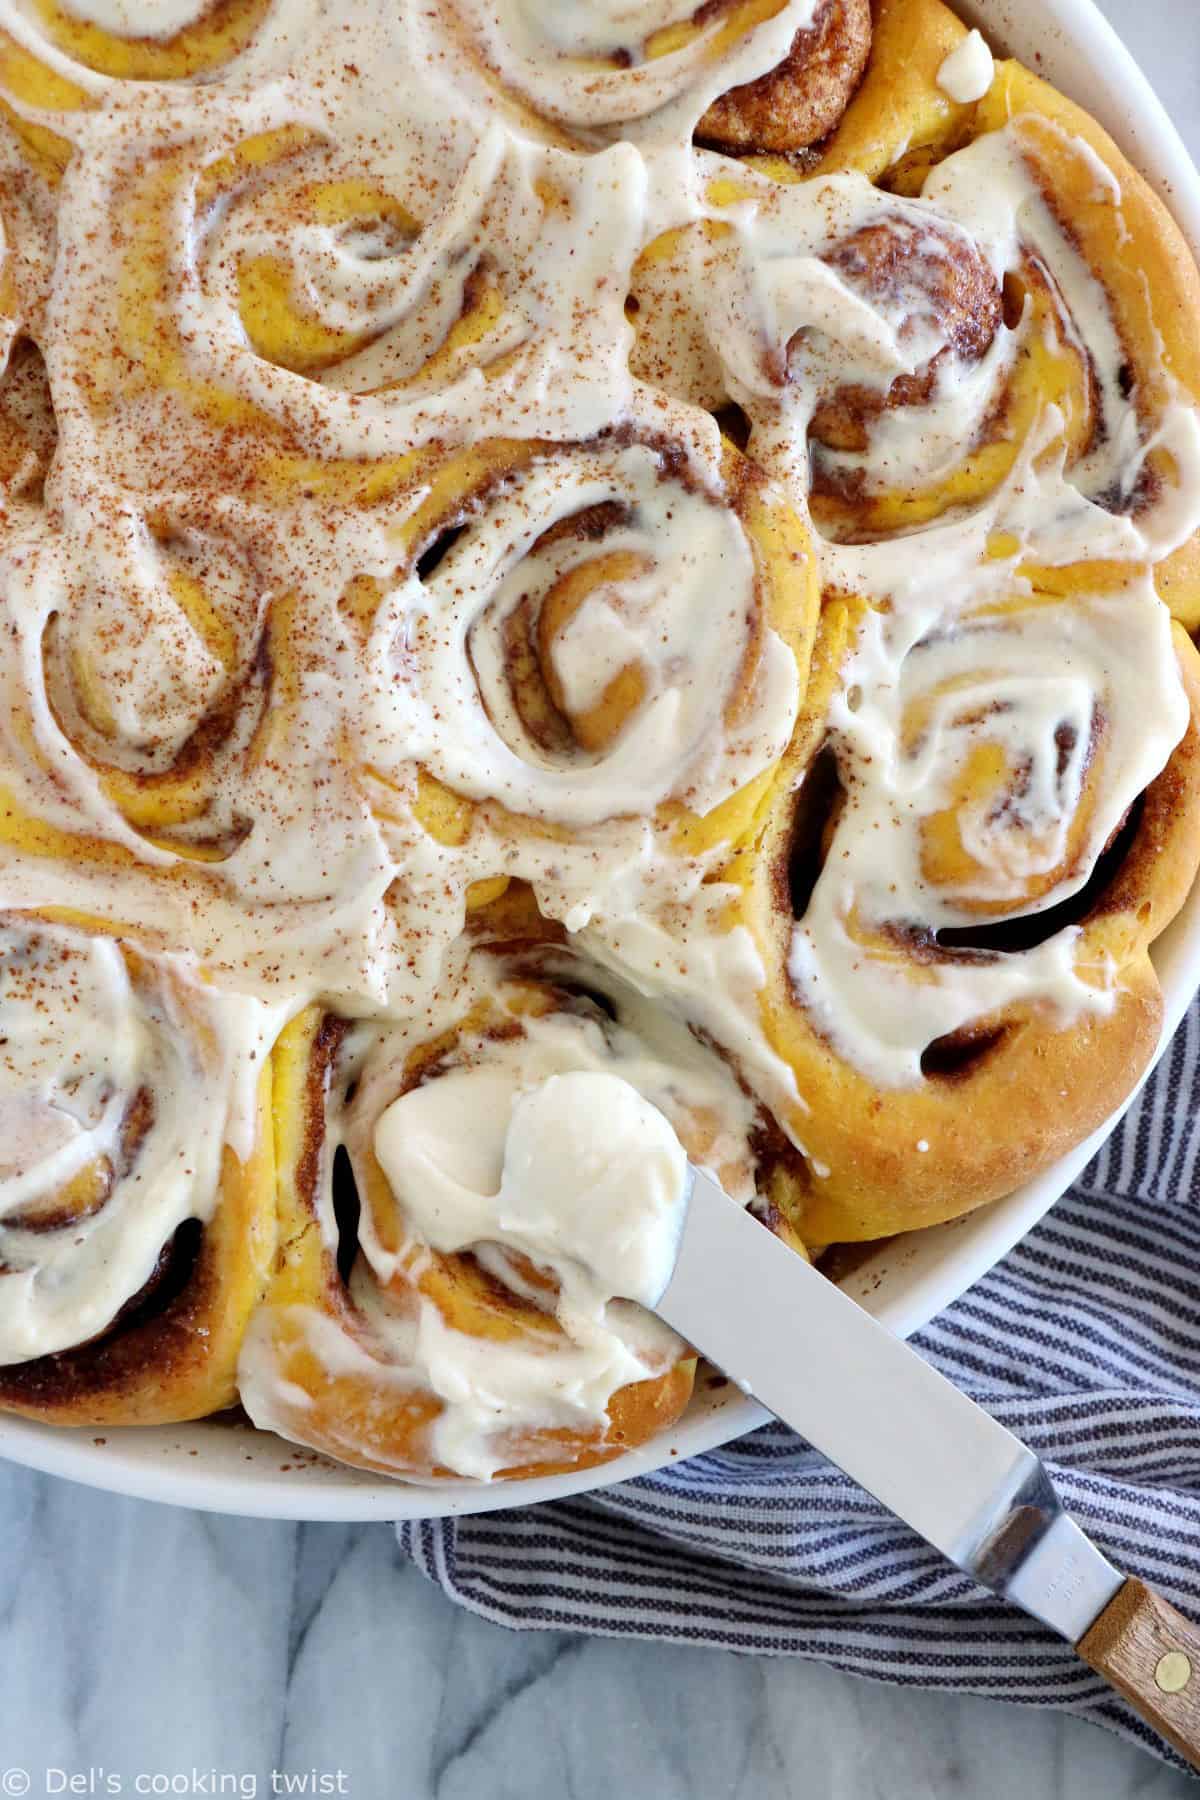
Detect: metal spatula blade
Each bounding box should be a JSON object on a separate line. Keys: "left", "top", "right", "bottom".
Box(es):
{"left": 651, "top": 1166, "right": 1200, "bottom": 1765}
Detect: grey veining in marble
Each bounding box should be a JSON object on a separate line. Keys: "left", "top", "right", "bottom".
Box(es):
{"left": 3, "top": 1, "right": 1200, "bottom": 1795}
{"left": 0, "top": 1459, "right": 1192, "bottom": 1800}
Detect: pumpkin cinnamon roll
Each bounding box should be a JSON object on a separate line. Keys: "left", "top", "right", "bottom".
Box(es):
{"left": 356, "top": 429, "right": 818, "bottom": 929}
{"left": 427, "top": 0, "right": 870, "bottom": 152}
{"left": 807, "top": 61, "right": 1200, "bottom": 562}
{"left": 40, "top": 95, "right": 650, "bottom": 513}
{"left": 0, "top": 503, "right": 405, "bottom": 1005}
{"left": 32, "top": 514, "right": 272, "bottom": 862}
{"left": 0, "top": 913, "right": 276, "bottom": 1425}
{"left": 239, "top": 889, "right": 805, "bottom": 1480}
{"left": 711, "top": 575, "right": 1200, "bottom": 1246}
{"left": 211, "top": 139, "right": 517, "bottom": 399}
{"left": 629, "top": 5, "right": 1200, "bottom": 595}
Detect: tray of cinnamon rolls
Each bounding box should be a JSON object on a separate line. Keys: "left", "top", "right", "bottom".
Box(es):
{"left": 0, "top": 0, "right": 1198, "bottom": 1514}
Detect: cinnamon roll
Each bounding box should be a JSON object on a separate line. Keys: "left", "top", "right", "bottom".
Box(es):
{"left": 710, "top": 585, "right": 1200, "bottom": 1244}
{"left": 424, "top": 0, "right": 870, "bottom": 152}
{"left": 0, "top": 500, "right": 407, "bottom": 1006}
{"left": 0, "top": 913, "right": 277, "bottom": 1424}
{"left": 356, "top": 430, "right": 818, "bottom": 930}
{"left": 630, "top": 66, "right": 1200, "bottom": 568}
{"left": 239, "top": 889, "right": 805, "bottom": 1480}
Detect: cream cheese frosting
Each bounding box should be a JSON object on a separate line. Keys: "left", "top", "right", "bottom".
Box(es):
{"left": 240, "top": 945, "right": 756, "bottom": 1478}
{"left": 0, "top": 916, "right": 277, "bottom": 1363}
{"left": 375, "top": 1069, "right": 689, "bottom": 1310}
{"left": 936, "top": 29, "right": 994, "bottom": 105}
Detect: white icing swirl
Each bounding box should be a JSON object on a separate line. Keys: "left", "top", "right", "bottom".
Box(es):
{"left": 433, "top": 0, "right": 819, "bottom": 140}
{"left": 369, "top": 439, "right": 797, "bottom": 829}
{"left": 0, "top": 917, "right": 275, "bottom": 1362}
{"left": 789, "top": 577, "right": 1187, "bottom": 1087}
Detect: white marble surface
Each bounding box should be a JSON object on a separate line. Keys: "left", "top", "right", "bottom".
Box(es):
{"left": 2, "top": 2, "right": 1200, "bottom": 1796}
{"left": 0, "top": 1461, "right": 1193, "bottom": 1800}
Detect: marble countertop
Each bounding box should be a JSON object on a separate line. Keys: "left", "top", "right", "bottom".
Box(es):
{"left": 3, "top": 1, "right": 1199, "bottom": 1795}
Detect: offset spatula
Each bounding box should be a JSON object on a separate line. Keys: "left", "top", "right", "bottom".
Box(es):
{"left": 654, "top": 1167, "right": 1200, "bottom": 1769}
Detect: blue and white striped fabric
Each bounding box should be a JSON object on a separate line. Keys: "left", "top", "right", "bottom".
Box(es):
{"left": 399, "top": 999, "right": 1200, "bottom": 1772}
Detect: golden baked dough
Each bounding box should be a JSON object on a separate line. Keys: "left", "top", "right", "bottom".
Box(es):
{"left": 241, "top": 889, "right": 809, "bottom": 1480}
{"left": 0, "top": 913, "right": 275, "bottom": 1424}
{"left": 721, "top": 606, "right": 1200, "bottom": 1244}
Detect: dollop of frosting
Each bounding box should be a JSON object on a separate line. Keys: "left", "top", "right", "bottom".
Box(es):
{"left": 375, "top": 1068, "right": 689, "bottom": 1307}
{"left": 936, "top": 29, "right": 994, "bottom": 104}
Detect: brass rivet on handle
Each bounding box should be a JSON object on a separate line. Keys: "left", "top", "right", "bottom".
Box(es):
{"left": 1155, "top": 1651, "right": 1193, "bottom": 1694}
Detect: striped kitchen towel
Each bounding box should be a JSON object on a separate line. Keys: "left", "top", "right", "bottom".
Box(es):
{"left": 399, "top": 997, "right": 1200, "bottom": 1772}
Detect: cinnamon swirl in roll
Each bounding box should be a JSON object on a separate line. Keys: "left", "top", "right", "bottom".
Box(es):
{"left": 0, "top": 914, "right": 276, "bottom": 1424}
{"left": 0, "top": 0, "right": 1197, "bottom": 1484}
{"left": 425, "top": 0, "right": 870, "bottom": 152}
{"left": 355, "top": 430, "right": 818, "bottom": 932}
{"left": 713, "top": 584, "right": 1200, "bottom": 1245}
{"left": 697, "top": 0, "right": 871, "bottom": 154}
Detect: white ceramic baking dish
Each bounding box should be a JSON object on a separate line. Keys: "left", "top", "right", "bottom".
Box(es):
{"left": 2, "top": 0, "right": 1198, "bottom": 1520}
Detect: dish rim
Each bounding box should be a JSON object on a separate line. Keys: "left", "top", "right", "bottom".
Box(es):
{"left": 1, "top": 0, "right": 1198, "bottom": 1520}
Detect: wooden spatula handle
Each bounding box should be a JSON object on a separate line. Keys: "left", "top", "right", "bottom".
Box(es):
{"left": 1077, "top": 1577, "right": 1200, "bottom": 1769}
